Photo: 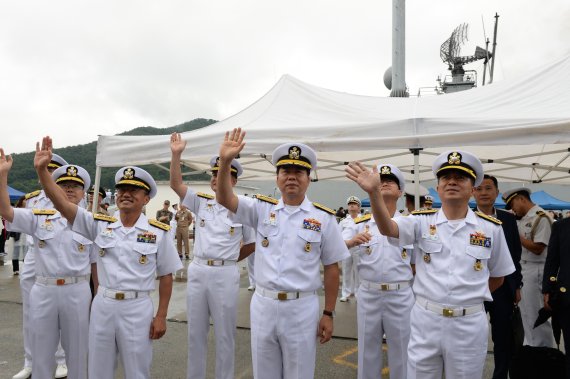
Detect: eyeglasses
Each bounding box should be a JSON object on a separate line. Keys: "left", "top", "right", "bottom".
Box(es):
{"left": 58, "top": 182, "right": 83, "bottom": 190}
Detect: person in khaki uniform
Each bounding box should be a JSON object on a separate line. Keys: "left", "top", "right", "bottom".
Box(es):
{"left": 175, "top": 204, "right": 193, "bottom": 259}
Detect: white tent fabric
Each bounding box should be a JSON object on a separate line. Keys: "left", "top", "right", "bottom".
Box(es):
{"left": 96, "top": 53, "right": 570, "bottom": 185}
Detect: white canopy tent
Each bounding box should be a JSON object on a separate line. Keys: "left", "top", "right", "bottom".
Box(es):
{"left": 94, "top": 52, "right": 570, "bottom": 196}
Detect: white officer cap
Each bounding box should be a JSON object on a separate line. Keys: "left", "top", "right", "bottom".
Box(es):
{"left": 49, "top": 153, "right": 68, "bottom": 170}
{"left": 425, "top": 195, "right": 434, "bottom": 204}
{"left": 210, "top": 156, "right": 243, "bottom": 177}
{"left": 501, "top": 187, "right": 531, "bottom": 210}
{"left": 346, "top": 196, "right": 361, "bottom": 206}
{"left": 404, "top": 184, "right": 428, "bottom": 197}
{"left": 377, "top": 163, "right": 405, "bottom": 192}
{"left": 52, "top": 164, "right": 91, "bottom": 191}
{"left": 432, "top": 150, "right": 484, "bottom": 187}
{"left": 114, "top": 166, "right": 157, "bottom": 199}
{"left": 272, "top": 143, "right": 317, "bottom": 171}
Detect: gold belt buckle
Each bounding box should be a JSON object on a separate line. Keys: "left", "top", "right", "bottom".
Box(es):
{"left": 442, "top": 308, "right": 454, "bottom": 317}
{"left": 56, "top": 279, "right": 66, "bottom": 285}
{"left": 115, "top": 292, "right": 125, "bottom": 300}
{"left": 277, "top": 292, "right": 288, "bottom": 301}
{"left": 381, "top": 284, "right": 390, "bottom": 291}
{"left": 207, "top": 259, "right": 214, "bottom": 266}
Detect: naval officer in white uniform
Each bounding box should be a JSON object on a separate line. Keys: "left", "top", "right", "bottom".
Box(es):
{"left": 338, "top": 196, "right": 364, "bottom": 302}
{"left": 347, "top": 150, "right": 515, "bottom": 379}
{"left": 1, "top": 151, "right": 95, "bottom": 379}
{"left": 34, "top": 136, "right": 182, "bottom": 379}
{"left": 170, "top": 133, "right": 256, "bottom": 379}
{"left": 347, "top": 164, "right": 414, "bottom": 379}
{"left": 13, "top": 153, "right": 69, "bottom": 379}
{"left": 216, "top": 128, "right": 349, "bottom": 379}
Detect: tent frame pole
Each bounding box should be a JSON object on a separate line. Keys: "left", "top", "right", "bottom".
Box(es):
{"left": 92, "top": 166, "right": 101, "bottom": 213}
{"left": 410, "top": 148, "right": 422, "bottom": 210}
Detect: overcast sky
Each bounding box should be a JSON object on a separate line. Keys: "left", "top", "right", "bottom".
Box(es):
{"left": 1, "top": 0, "right": 568, "bottom": 154}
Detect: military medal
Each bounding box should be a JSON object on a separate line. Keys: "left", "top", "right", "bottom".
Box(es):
{"left": 305, "top": 242, "right": 311, "bottom": 252}
{"left": 139, "top": 255, "right": 148, "bottom": 264}
{"left": 561, "top": 287, "right": 567, "bottom": 293}
{"left": 38, "top": 240, "right": 46, "bottom": 248}
{"left": 423, "top": 253, "right": 431, "bottom": 263}
{"left": 269, "top": 212, "right": 277, "bottom": 226}
{"left": 365, "top": 246, "right": 372, "bottom": 255}
{"left": 261, "top": 237, "right": 269, "bottom": 247}
{"left": 78, "top": 244, "right": 85, "bottom": 252}
{"left": 99, "top": 248, "right": 105, "bottom": 257}
{"left": 230, "top": 227, "right": 235, "bottom": 236}
{"left": 401, "top": 248, "right": 407, "bottom": 259}
{"left": 474, "top": 259, "right": 483, "bottom": 271}
{"left": 365, "top": 224, "right": 370, "bottom": 232}
{"left": 200, "top": 219, "right": 205, "bottom": 227}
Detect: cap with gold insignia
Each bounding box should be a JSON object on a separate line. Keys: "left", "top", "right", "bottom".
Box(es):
{"left": 272, "top": 143, "right": 317, "bottom": 171}
{"left": 210, "top": 156, "right": 243, "bottom": 177}
{"left": 501, "top": 187, "right": 531, "bottom": 210}
{"left": 52, "top": 164, "right": 91, "bottom": 190}
{"left": 48, "top": 153, "right": 68, "bottom": 170}
{"left": 346, "top": 196, "right": 361, "bottom": 206}
{"left": 88, "top": 185, "right": 106, "bottom": 199}
{"left": 376, "top": 163, "right": 405, "bottom": 192}
{"left": 115, "top": 166, "right": 157, "bottom": 199}
{"left": 425, "top": 195, "right": 434, "bottom": 204}
{"left": 432, "top": 150, "right": 484, "bottom": 187}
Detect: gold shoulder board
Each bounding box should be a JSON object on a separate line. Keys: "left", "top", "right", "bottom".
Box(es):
{"left": 25, "top": 190, "right": 41, "bottom": 200}
{"left": 32, "top": 209, "right": 56, "bottom": 215}
{"left": 313, "top": 202, "right": 335, "bottom": 215}
{"left": 149, "top": 219, "right": 171, "bottom": 231}
{"left": 255, "top": 194, "right": 279, "bottom": 205}
{"left": 475, "top": 211, "right": 502, "bottom": 225}
{"left": 536, "top": 210, "right": 547, "bottom": 216}
{"left": 411, "top": 209, "right": 438, "bottom": 216}
{"left": 354, "top": 214, "right": 372, "bottom": 224}
{"left": 93, "top": 214, "right": 118, "bottom": 223}
{"left": 197, "top": 192, "right": 215, "bottom": 200}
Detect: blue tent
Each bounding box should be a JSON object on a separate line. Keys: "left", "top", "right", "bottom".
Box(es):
{"left": 428, "top": 188, "right": 570, "bottom": 210}
{"left": 8, "top": 185, "right": 25, "bottom": 203}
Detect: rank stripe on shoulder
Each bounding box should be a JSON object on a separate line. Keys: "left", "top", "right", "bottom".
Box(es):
{"left": 536, "top": 210, "right": 547, "bottom": 216}
{"left": 313, "top": 202, "right": 335, "bottom": 215}
{"left": 255, "top": 194, "right": 278, "bottom": 205}
{"left": 197, "top": 192, "right": 214, "bottom": 200}
{"left": 411, "top": 209, "right": 438, "bottom": 215}
{"left": 475, "top": 211, "right": 502, "bottom": 225}
{"left": 25, "top": 190, "right": 41, "bottom": 200}
{"left": 93, "top": 214, "right": 118, "bottom": 223}
{"left": 149, "top": 219, "right": 171, "bottom": 231}
{"left": 32, "top": 208, "right": 56, "bottom": 215}
{"left": 354, "top": 214, "right": 372, "bottom": 224}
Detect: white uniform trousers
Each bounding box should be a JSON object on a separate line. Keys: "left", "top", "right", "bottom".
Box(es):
{"left": 29, "top": 281, "right": 90, "bottom": 379}
{"left": 20, "top": 256, "right": 66, "bottom": 368}
{"left": 356, "top": 285, "right": 413, "bottom": 379}
{"left": 520, "top": 261, "right": 554, "bottom": 347}
{"left": 186, "top": 262, "right": 239, "bottom": 379}
{"left": 407, "top": 303, "right": 488, "bottom": 379}
{"left": 250, "top": 292, "right": 319, "bottom": 379}
{"left": 341, "top": 251, "right": 359, "bottom": 298}
{"left": 89, "top": 293, "right": 154, "bottom": 379}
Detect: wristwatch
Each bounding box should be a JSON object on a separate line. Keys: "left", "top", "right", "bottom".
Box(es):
{"left": 322, "top": 310, "right": 336, "bottom": 319}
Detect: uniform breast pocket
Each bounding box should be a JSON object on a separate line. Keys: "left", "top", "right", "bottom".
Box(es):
{"left": 221, "top": 217, "right": 242, "bottom": 239}
{"left": 72, "top": 233, "right": 93, "bottom": 255}
{"left": 198, "top": 208, "right": 215, "bottom": 222}
{"left": 418, "top": 239, "right": 443, "bottom": 269}
{"left": 465, "top": 246, "right": 491, "bottom": 277}
{"left": 297, "top": 229, "right": 322, "bottom": 261}
{"left": 360, "top": 236, "right": 379, "bottom": 258}
{"left": 94, "top": 234, "right": 118, "bottom": 258}
{"left": 34, "top": 229, "right": 55, "bottom": 250}
{"left": 133, "top": 243, "right": 158, "bottom": 274}
{"left": 258, "top": 224, "right": 279, "bottom": 251}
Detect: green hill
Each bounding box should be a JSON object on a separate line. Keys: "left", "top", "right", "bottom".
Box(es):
{"left": 9, "top": 118, "right": 217, "bottom": 194}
